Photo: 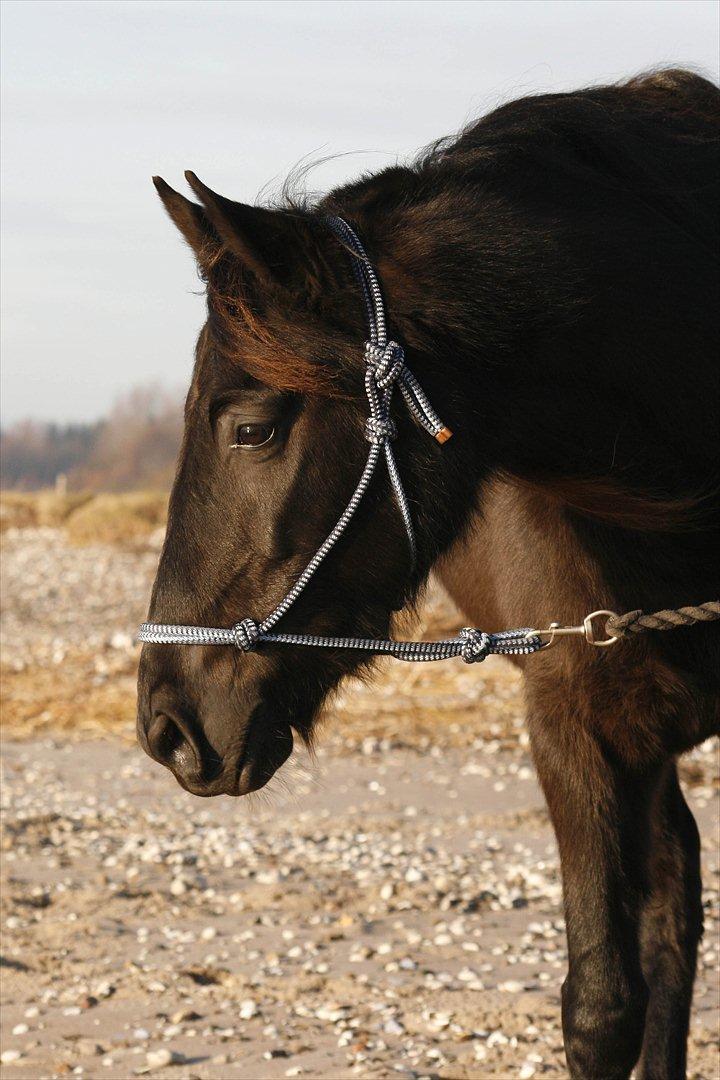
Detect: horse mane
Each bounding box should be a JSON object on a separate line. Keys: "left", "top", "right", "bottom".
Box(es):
{"left": 509, "top": 474, "right": 718, "bottom": 534}
{"left": 203, "top": 68, "right": 719, "bottom": 534}
{"left": 423, "top": 68, "right": 719, "bottom": 166}
{"left": 421, "top": 68, "right": 719, "bottom": 250}
{"left": 206, "top": 67, "right": 718, "bottom": 382}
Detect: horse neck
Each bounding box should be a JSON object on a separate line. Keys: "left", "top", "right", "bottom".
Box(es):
{"left": 332, "top": 177, "right": 718, "bottom": 677}
{"left": 335, "top": 172, "right": 715, "bottom": 501}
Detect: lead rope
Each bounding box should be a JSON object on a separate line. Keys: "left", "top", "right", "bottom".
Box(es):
{"left": 138, "top": 217, "right": 719, "bottom": 665}
{"left": 606, "top": 602, "right": 720, "bottom": 637}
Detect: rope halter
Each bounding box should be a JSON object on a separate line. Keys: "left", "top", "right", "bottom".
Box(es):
{"left": 138, "top": 216, "right": 544, "bottom": 664}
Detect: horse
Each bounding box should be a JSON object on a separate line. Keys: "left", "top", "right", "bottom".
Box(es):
{"left": 137, "top": 69, "right": 719, "bottom": 1079}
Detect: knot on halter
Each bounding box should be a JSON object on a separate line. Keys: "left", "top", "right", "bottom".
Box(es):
{"left": 365, "top": 338, "right": 451, "bottom": 446}
{"left": 365, "top": 340, "right": 405, "bottom": 388}
{"left": 459, "top": 627, "right": 491, "bottom": 664}
{"left": 233, "top": 618, "right": 260, "bottom": 652}
{"left": 364, "top": 416, "right": 397, "bottom": 444}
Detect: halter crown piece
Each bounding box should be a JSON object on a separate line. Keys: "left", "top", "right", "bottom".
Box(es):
{"left": 138, "top": 217, "right": 544, "bottom": 663}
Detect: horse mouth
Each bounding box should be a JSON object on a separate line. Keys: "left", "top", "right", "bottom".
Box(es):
{"left": 232, "top": 722, "right": 294, "bottom": 796}
{"left": 167, "top": 721, "right": 294, "bottom": 798}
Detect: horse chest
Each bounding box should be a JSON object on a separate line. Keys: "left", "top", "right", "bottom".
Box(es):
{"left": 436, "top": 477, "right": 607, "bottom": 635}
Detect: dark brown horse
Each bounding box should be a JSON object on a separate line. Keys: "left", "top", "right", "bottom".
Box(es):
{"left": 138, "top": 70, "right": 719, "bottom": 1078}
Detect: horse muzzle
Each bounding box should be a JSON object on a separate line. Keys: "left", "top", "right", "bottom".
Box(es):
{"left": 137, "top": 690, "right": 293, "bottom": 797}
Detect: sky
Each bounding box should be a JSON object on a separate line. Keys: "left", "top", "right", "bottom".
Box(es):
{"left": 1, "top": 0, "right": 718, "bottom": 425}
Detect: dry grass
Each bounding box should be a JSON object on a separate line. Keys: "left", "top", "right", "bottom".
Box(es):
{"left": 0, "top": 490, "right": 92, "bottom": 531}
{"left": 63, "top": 491, "right": 168, "bottom": 546}
{"left": 1, "top": 659, "right": 139, "bottom": 742}
{"left": 0, "top": 490, "right": 168, "bottom": 545}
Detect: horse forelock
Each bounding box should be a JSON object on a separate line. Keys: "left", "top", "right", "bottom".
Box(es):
{"left": 200, "top": 238, "right": 359, "bottom": 398}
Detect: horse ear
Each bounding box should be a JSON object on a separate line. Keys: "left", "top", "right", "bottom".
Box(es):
{"left": 152, "top": 176, "right": 218, "bottom": 265}
{"left": 183, "top": 171, "right": 304, "bottom": 288}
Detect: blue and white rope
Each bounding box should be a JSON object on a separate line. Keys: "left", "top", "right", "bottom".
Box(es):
{"left": 138, "top": 216, "right": 544, "bottom": 665}
{"left": 138, "top": 621, "right": 543, "bottom": 664}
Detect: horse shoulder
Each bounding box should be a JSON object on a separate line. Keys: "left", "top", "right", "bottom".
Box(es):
{"left": 435, "top": 477, "right": 718, "bottom": 763}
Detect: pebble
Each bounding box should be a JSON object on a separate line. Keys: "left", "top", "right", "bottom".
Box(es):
{"left": 170, "top": 1008, "right": 201, "bottom": 1024}
{"left": 145, "top": 1048, "right": 184, "bottom": 1069}
{"left": 77, "top": 1041, "right": 104, "bottom": 1057}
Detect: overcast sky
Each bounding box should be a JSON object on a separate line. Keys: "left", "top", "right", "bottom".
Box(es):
{"left": 2, "top": 0, "right": 718, "bottom": 425}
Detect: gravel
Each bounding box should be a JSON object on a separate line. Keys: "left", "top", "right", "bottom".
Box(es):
{"left": 1, "top": 526, "right": 718, "bottom": 1078}
{"left": 1, "top": 526, "right": 161, "bottom": 671}
{"left": 1, "top": 735, "right": 717, "bottom": 1079}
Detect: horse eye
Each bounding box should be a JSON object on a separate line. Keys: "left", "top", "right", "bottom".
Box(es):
{"left": 232, "top": 422, "right": 276, "bottom": 449}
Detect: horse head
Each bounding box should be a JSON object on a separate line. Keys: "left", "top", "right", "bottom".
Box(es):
{"left": 137, "top": 173, "right": 468, "bottom": 795}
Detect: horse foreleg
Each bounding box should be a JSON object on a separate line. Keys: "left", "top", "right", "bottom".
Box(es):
{"left": 527, "top": 686, "right": 653, "bottom": 1080}
{"left": 636, "top": 762, "right": 703, "bottom": 1080}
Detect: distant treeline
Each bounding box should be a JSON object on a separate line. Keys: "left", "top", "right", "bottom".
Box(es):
{"left": 1, "top": 386, "right": 183, "bottom": 491}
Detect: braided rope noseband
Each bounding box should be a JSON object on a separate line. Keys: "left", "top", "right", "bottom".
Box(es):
{"left": 138, "top": 217, "right": 719, "bottom": 663}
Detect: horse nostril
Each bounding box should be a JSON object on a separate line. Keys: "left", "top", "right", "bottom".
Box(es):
{"left": 148, "top": 714, "right": 182, "bottom": 761}
{"left": 146, "top": 712, "right": 198, "bottom": 775}
{"left": 139, "top": 695, "right": 228, "bottom": 793}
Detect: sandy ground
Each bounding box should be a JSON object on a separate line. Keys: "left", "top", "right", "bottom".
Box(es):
{"left": 2, "top": 735, "right": 718, "bottom": 1080}
{"left": 1, "top": 527, "right": 719, "bottom": 1079}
